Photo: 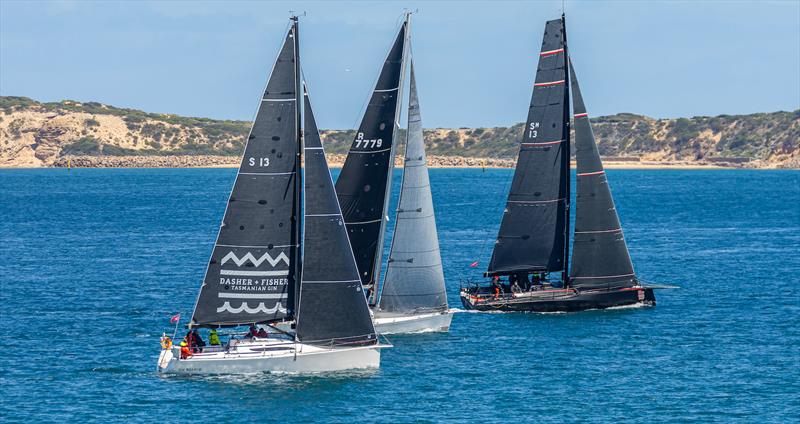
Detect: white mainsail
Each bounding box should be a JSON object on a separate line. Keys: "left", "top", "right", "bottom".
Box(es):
{"left": 378, "top": 62, "right": 447, "bottom": 314}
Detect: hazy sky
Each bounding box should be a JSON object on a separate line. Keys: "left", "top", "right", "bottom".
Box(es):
{"left": 1, "top": 1, "right": 798, "bottom": 128}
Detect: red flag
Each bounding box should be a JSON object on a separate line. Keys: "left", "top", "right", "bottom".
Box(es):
{"left": 469, "top": 261, "right": 479, "bottom": 268}
{"left": 170, "top": 313, "right": 181, "bottom": 324}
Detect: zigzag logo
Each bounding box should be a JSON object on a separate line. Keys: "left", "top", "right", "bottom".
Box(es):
{"left": 220, "top": 251, "right": 290, "bottom": 268}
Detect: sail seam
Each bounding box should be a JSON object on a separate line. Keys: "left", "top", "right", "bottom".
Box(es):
{"left": 380, "top": 291, "right": 446, "bottom": 297}
{"left": 347, "top": 147, "right": 392, "bottom": 154}
{"left": 507, "top": 198, "right": 564, "bottom": 204}
{"left": 571, "top": 273, "right": 635, "bottom": 279}
{"left": 305, "top": 213, "right": 341, "bottom": 217}
{"left": 302, "top": 279, "right": 362, "bottom": 284}
{"left": 577, "top": 170, "right": 605, "bottom": 176}
{"left": 522, "top": 140, "right": 563, "bottom": 146}
{"left": 386, "top": 263, "right": 442, "bottom": 269}
{"left": 239, "top": 171, "right": 296, "bottom": 176}
{"left": 394, "top": 214, "right": 435, "bottom": 220}
{"left": 540, "top": 48, "right": 565, "bottom": 56}
{"left": 220, "top": 270, "right": 289, "bottom": 276}
{"left": 262, "top": 98, "right": 296, "bottom": 102}
{"left": 216, "top": 244, "right": 297, "bottom": 248}
{"left": 374, "top": 87, "right": 399, "bottom": 92}
{"left": 574, "top": 228, "right": 621, "bottom": 234}
{"left": 347, "top": 219, "right": 383, "bottom": 224}
{"left": 534, "top": 80, "right": 565, "bottom": 87}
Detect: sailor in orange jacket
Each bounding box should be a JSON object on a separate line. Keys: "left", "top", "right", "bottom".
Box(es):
{"left": 179, "top": 340, "right": 192, "bottom": 359}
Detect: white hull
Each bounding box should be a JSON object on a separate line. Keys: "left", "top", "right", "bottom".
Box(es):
{"left": 372, "top": 310, "right": 452, "bottom": 334}
{"left": 157, "top": 338, "right": 387, "bottom": 375}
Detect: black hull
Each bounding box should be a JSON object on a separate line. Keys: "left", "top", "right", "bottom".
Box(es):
{"left": 460, "top": 287, "right": 655, "bottom": 313}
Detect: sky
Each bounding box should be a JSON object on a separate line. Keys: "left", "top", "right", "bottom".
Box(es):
{"left": 1, "top": 0, "right": 798, "bottom": 129}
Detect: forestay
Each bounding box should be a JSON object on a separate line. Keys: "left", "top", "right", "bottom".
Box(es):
{"left": 296, "top": 87, "right": 377, "bottom": 346}
{"left": 487, "top": 18, "right": 570, "bottom": 276}
{"left": 335, "top": 22, "right": 408, "bottom": 295}
{"left": 191, "top": 25, "right": 301, "bottom": 327}
{"left": 379, "top": 63, "right": 447, "bottom": 314}
{"left": 568, "top": 61, "right": 636, "bottom": 290}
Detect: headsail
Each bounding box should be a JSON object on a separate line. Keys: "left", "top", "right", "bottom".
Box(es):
{"left": 379, "top": 62, "right": 447, "bottom": 314}
{"left": 335, "top": 19, "right": 409, "bottom": 298}
{"left": 568, "top": 60, "right": 636, "bottom": 290}
{"left": 191, "top": 23, "right": 301, "bottom": 327}
{"left": 296, "top": 86, "right": 377, "bottom": 346}
{"left": 487, "top": 17, "right": 570, "bottom": 276}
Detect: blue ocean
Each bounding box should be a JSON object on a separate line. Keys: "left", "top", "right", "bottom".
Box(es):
{"left": 1, "top": 168, "right": 798, "bottom": 423}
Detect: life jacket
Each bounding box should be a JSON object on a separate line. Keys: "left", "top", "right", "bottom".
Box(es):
{"left": 180, "top": 345, "right": 192, "bottom": 359}
{"left": 209, "top": 331, "right": 220, "bottom": 345}
{"left": 160, "top": 337, "right": 172, "bottom": 350}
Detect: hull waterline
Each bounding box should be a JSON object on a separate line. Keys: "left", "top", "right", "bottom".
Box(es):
{"left": 372, "top": 310, "right": 452, "bottom": 334}
{"left": 157, "top": 338, "right": 388, "bottom": 375}
{"left": 460, "top": 287, "right": 655, "bottom": 313}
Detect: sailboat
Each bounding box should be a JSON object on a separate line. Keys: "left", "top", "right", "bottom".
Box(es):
{"left": 158, "top": 17, "right": 387, "bottom": 374}
{"left": 335, "top": 15, "right": 451, "bottom": 334}
{"left": 460, "top": 15, "right": 657, "bottom": 313}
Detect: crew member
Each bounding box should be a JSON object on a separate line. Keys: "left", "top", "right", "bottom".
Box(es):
{"left": 209, "top": 329, "right": 221, "bottom": 346}
{"left": 191, "top": 329, "right": 205, "bottom": 353}
{"left": 246, "top": 325, "right": 258, "bottom": 339}
{"left": 179, "top": 341, "right": 192, "bottom": 359}
{"left": 257, "top": 327, "right": 268, "bottom": 338}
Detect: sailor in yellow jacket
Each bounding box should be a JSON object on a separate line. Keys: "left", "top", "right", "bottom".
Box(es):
{"left": 209, "top": 329, "right": 221, "bottom": 346}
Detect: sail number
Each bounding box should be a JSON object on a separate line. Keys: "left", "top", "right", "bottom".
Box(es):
{"left": 528, "top": 122, "right": 540, "bottom": 138}
{"left": 249, "top": 157, "right": 270, "bottom": 167}
{"left": 354, "top": 132, "right": 382, "bottom": 149}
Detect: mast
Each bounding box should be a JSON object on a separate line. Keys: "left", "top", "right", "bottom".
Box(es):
{"left": 378, "top": 61, "right": 447, "bottom": 313}
{"left": 291, "top": 15, "right": 303, "bottom": 316}
{"left": 190, "top": 20, "right": 301, "bottom": 327}
{"left": 486, "top": 17, "right": 570, "bottom": 278}
{"left": 334, "top": 16, "right": 410, "bottom": 303}
{"left": 561, "top": 13, "right": 571, "bottom": 287}
{"left": 373, "top": 11, "right": 411, "bottom": 304}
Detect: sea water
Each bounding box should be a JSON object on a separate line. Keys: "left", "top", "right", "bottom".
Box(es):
{"left": 1, "top": 168, "right": 798, "bottom": 423}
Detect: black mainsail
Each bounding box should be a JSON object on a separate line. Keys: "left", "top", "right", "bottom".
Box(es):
{"left": 568, "top": 61, "right": 636, "bottom": 290}
{"left": 378, "top": 62, "right": 447, "bottom": 314}
{"left": 487, "top": 17, "right": 570, "bottom": 277}
{"left": 191, "top": 23, "right": 301, "bottom": 327}
{"left": 296, "top": 86, "right": 377, "bottom": 345}
{"left": 335, "top": 20, "right": 409, "bottom": 299}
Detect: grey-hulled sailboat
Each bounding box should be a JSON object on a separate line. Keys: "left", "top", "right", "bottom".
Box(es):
{"left": 158, "top": 17, "right": 387, "bottom": 374}
{"left": 336, "top": 15, "right": 450, "bottom": 333}
{"left": 460, "top": 14, "right": 657, "bottom": 312}
{"left": 372, "top": 62, "right": 451, "bottom": 333}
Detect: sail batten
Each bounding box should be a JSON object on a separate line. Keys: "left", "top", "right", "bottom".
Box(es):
{"left": 335, "top": 20, "right": 409, "bottom": 297}
{"left": 487, "top": 18, "right": 569, "bottom": 276}
{"left": 378, "top": 62, "right": 448, "bottom": 314}
{"left": 190, "top": 24, "right": 300, "bottom": 328}
{"left": 296, "top": 86, "right": 377, "bottom": 346}
{"left": 568, "top": 60, "right": 636, "bottom": 290}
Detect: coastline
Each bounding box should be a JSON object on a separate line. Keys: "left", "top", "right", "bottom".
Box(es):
{"left": 0, "top": 154, "right": 784, "bottom": 170}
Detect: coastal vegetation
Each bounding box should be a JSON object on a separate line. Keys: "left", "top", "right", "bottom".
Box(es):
{"left": 0, "top": 96, "right": 797, "bottom": 168}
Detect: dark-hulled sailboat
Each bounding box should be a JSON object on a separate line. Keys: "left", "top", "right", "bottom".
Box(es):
{"left": 460, "top": 15, "right": 656, "bottom": 312}
{"left": 335, "top": 14, "right": 450, "bottom": 334}
{"left": 158, "top": 17, "right": 387, "bottom": 374}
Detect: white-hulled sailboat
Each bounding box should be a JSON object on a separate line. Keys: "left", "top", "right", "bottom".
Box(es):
{"left": 158, "top": 17, "right": 387, "bottom": 374}
{"left": 334, "top": 13, "right": 451, "bottom": 334}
